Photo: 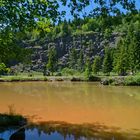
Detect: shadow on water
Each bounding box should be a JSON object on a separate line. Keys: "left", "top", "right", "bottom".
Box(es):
{"left": 9, "top": 128, "right": 25, "bottom": 140}
{"left": 0, "top": 121, "right": 140, "bottom": 140}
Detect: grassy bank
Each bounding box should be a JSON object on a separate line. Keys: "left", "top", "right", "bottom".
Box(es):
{"left": 0, "top": 75, "right": 48, "bottom": 82}
{"left": 0, "top": 73, "right": 140, "bottom": 86}
{"left": 101, "top": 75, "right": 140, "bottom": 86}
{"left": 0, "top": 75, "right": 101, "bottom": 82}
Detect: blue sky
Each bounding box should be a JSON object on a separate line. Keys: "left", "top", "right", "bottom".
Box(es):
{"left": 136, "top": 0, "right": 140, "bottom": 9}
{"left": 59, "top": 0, "right": 140, "bottom": 20}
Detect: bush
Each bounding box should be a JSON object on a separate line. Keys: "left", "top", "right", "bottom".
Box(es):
{"left": 0, "top": 63, "right": 7, "bottom": 75}
{"left": 61, "top": 68, "right": 77, "bottom": 76}
{"left": 101, "top": 77, "right": 124, "bottom": 86}
{"left": 101, "top": 76, "right": 140, "bottom": 86}
{"left": 124, "top": 76, "right": 140, "bottom": 86}
{"left": 101, "top": 78, "right": 114, "bottom": 85}
{"left": 55, "top": 72, "right": 62, "bottom": 76}
{"left": 88, "top": 75, "right": 101, "bottom": 81}
{"left": 71, "top": 77, "right": 83, "bottom": 81}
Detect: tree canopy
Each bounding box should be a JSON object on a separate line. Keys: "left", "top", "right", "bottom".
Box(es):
{"left": 0, "top": 0, "right": 139, "bottom": 75}
{"left": 0, "top": 0, "right": 138, "bottom": 31}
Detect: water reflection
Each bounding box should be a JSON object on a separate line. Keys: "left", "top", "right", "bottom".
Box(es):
{"left": 10, "top": 128, "right": 25, "bottom": 140}
{"left": 0, "top": 121, "right": 140, "bottom": 140}
{"left": 0, "top": 82, "right": 140, "bottom": 137}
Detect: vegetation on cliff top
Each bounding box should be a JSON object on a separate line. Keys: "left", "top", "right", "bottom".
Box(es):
{"left": 0, "top": 0, "right": 140, "bottom": 82}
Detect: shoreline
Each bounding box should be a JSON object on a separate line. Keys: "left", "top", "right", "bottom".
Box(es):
{"left": 0, "top": 75, "right": 140, "bottom": 86}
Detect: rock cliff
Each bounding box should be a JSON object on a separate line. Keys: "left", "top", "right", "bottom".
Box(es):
{"left": 24, "top": 32, "right": 120, "bottom": 71}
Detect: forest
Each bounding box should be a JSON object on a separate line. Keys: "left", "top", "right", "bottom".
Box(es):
{"left": 0, "top": 0, "right": 140, "bottom": 81}
{"left": 44, "top": 12, "right": 140, "bottom": 77}
{"left": 1, "top": 1, "right": 140, "bottom": 140}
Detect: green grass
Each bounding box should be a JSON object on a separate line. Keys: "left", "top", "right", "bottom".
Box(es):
{"left": 0, "top": 72, "right": 48, "bottom": 82}
{"left": 0, "top": 71, "right": 140, "bottom": 86}
{"left": 61, "top": 68, "right": 84, "bottom": 76}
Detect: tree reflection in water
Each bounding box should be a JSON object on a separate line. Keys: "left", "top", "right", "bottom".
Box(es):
{"left": 30, "top": 121, "right": 140, "bottom": 140}
{"left": 10, "top": 128, "right": 25, "bottom": 140}
{"left": 0, "top": 121, "right": 140, "bottom": 140}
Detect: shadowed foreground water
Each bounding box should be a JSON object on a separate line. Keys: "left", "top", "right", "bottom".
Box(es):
{"left": 0, "top": 122, "right": 140, "bottom": 140}
{"left": 0, "top": 82, "right": 140, "bottom": 139}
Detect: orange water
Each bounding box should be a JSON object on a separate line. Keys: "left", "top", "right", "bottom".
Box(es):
{"left": 0, "top": 82, "right": 140, "bottom": 131}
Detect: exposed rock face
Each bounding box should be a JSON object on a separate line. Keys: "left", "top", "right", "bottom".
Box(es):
{"left": 25, "top": 32, "right": 120, "bottom": 71}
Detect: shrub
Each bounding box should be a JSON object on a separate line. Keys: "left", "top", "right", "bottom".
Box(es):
{"left": 55, "top": 72, "right": 62, "bottom": 76}
{"left": 124, "top": 76, "right": 140, "bottom": 86}
{"left": 61, "top": 68, "right": 77, "bottom": 76}
{"left": 88, "top": 75, "right": 101, "bottom": 81}
{"left": 0, "top": 63, "right": 7, "bottom": 75}
{"left": 71, "top": 77, "right": 82, "bottom": 81}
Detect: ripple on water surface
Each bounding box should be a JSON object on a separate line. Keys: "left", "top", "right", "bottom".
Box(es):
{"left": 0, "top": 82, "right": 140, "bottom": 139}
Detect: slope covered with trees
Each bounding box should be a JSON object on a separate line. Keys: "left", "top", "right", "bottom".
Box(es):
{"left": 0, "top": 0, "right": 140, "bottom": 77}
{"left": 25, "top": 12, "right": 140, "bottom": 76}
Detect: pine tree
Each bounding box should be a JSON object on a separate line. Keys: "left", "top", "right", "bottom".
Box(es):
{"left": 129, "top": 36, "right": 136, "bottom": 73}
{"left": 69, "top": 48, "right": 77, "bottom": 69}
{"left": 85, "top": 56, "right": 92, "bottom": 78}
{"left": 60, "top": 19, "right": 71, "bottom": 37}
{"left": 129, "top": 32, "right": 140, "bottom": 73}
{"left": 77, "top": 49, "right": 84, "bottom": 71}
{"left": 114, "top": 39, "right": 129, "bottom": 76}
{"left": 92, "top": 55, "right": 101, "bottom": 75}
{"left": 46, "top": 47, "right": 57, "bottom": 76}
{"left": 134, "top": 32, "right": 140, "bottom": 71}
{"left": 103, "top": 47, "right": 113, "bottom": 75}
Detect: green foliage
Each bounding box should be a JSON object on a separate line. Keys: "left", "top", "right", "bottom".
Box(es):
{"left": 69, "top": 48, "right": 77, "bottom": 69}
{"left": 103, "top": 47, "right": 113, "bottom": 75}
{"left": 0, "top": 0, "right": 58, "bottom": 32}
{"left": 33, "top": 12, "right": 140, "bottom": 76}
{"left": 113, "top": 39, "right": 129, "bottom": 75}
{"left": 61, "top": 68, "right": 79, "bottom": 76}
{"left": 77, "top": 49, "right": 84, "bottom": 71}
{"left": 124, "top": 76, "right": 140, "bottom": 86}
{"left": 92, "top": 56, "right": 101, "bottom": 74}
{"left": 85, "top": 57, "right": 92, "bottom": 78}
{"left": 0, "top": 0, "right": 140, "bottom": 77}
{"left": 0, "top": 63, "right": 8, "bottom": 75}
{"left": 128, "top": 31, "right": 140, "bottom": 73}
{"left": 104, "top": 28, "right": 112, "bottom": 39}
{"left": 46, "top": 47, "right": 57, "bottom": 75}
{"left": 0, "top": 29, "right": 32, "bottom": 66}
{"left": 112, "top": 17, "right": 140, "bottom": 75}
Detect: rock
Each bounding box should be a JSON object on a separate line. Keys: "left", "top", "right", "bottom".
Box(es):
{"left": 101, "top": 79, "right": 109, "bottom": 85}
{"left": 88, "top": 76, "right": 101, "bottom": 81}
{"left": 19, "top": 32, "right": 120, "bottom": 71}
{"left": 71, "top": 77, "right": 83, "bottom": 81}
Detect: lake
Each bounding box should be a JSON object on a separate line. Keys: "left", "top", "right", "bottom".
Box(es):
{"left": 0, "top": 82, "right": 140, "bottom": 139}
